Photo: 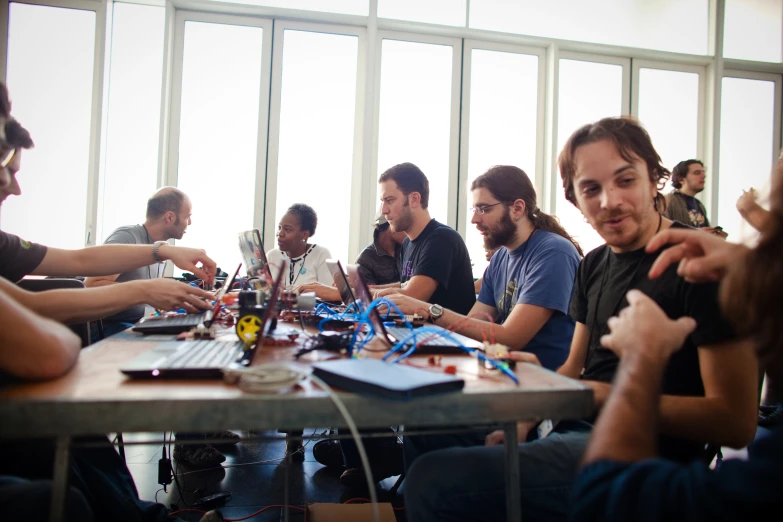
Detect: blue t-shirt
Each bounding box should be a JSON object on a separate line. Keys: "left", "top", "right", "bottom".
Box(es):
{"left": 477, "top": 230, "right": 580, "bottom": 370}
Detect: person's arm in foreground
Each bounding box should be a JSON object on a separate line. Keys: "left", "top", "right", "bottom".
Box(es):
{"left": 0, "top": 276, "right": 212, "bottom": 323}
{"left": 0, "top": 289, "right": 80, "bottom": 380}
{"left": 571, "top": 290, "right": 777, "bottom": 522}
{"left": 387, "top": 295, "right": 553, "bottom": 351}
{"left": 34, "top": 244, "right": 216, "bottom": 283}
{"left": 736, "top": 188, "right": 771, "bottom": 233}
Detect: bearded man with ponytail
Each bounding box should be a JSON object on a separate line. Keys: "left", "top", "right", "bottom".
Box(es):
{"left": 389, "top": 164, "right": 582, "bottom": 371}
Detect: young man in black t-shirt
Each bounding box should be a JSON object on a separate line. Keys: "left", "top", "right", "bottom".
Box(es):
{"left": 403, "top": 117, "right": 758, "bottom": 522}
{"left": 373, "top": 162, "right": 475, "bottom": 315}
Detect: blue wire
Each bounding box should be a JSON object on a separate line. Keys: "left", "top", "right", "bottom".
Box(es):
{"left": 382, "top": 327, "right": 519, "bottom": 385}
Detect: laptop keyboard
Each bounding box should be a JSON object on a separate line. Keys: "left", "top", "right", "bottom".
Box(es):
{"left": 144, "top": 314, "right": 205, "bottom": 327}
{"left": 163, "top": 340, "right": 242, "bottom": 369}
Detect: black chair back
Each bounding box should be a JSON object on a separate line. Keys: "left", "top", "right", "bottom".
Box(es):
{"left": 17, "top": 277, "right": 92, "bottom": 347}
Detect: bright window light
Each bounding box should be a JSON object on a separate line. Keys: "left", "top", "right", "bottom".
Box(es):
{"left": 2, "top": 3, "right": 96, "bottom": 249}
{"left": 274, "top": 30, "right": 359, "bottom": 263}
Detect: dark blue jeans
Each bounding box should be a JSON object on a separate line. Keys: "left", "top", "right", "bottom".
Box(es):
{"left": 0, "top": 476, "right": 94, "bottom": 522}
{"left": 339, "top": 428, "right": 399, "bottom": 468}
{"left": 90, "top": 320, "right": 135, "bottom": 344}
{"left": 404, "top": 420, "right": 593, "bottom": 522}
{"left": 0, "top": 436, "right": 179, "bottom": 522}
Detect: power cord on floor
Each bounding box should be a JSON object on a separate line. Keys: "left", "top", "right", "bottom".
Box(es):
{"left": 223, "top": 364, "right": 381, "bottom": 522}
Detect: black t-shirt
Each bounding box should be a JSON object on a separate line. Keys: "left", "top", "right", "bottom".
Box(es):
{"left": 400, "top": 219, "right": 476, "bottom": 315}
{"left": 0, "top": 230, "right": 48, "bottom": 282}
{"left": 570, "top": 222, "right": 736, "bottom": 463}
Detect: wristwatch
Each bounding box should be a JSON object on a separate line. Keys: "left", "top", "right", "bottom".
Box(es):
{"left": 428, "top": 303, "right": 444, "bottom": 322}
{"left": 152, "top": 241, "right": 168, "bottom": 263}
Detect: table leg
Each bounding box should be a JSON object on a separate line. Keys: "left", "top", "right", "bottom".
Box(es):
{"left": 49, "top": 435, "right": 71, "bottom": 522}
{"left": 504, "top": 423, "right": 521, "bottom": 522}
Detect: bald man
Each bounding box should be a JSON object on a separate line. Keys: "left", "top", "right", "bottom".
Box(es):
{"left": 85, "top": 187, "right": 195, "bottom": 338}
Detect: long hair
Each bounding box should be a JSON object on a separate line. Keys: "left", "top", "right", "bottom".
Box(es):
{"left": 671, "top": 159, "right": 703, "bottom": 190}
{"left": 721, "top": 157, "right": 783, "bottom": 362}
{"left": 558, "top": 116, "right": 670, "bottom": 212}
{"left": 471, "top": 165, "right": 584, "bottom": 257}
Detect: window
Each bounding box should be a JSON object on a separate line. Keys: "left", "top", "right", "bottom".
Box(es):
{"left": 2, "top": 3, "right": 96, "bottom": 249}
{"left": 378, "top": 0, "right": 467, "bottom": 27}
{"left": 208, "top": 0, "right": 369, "bottom": 16}
{"left": 718, "top": 76, "right": 778, "bottom": 242}
{"left": 463, "top": 47, "right": 540, "bottom": 277}
{"left": 173, "top": 19, "right": 267, "bottom": 273}
{"left": 272, "top": 28, "right": 359, "bottom": 263}
{"left": 635, "top": 66, "right": 701, "bottom": 195}
{"left": 470, "top": 0, "right": 708, "bottom": 55}
{"left": 376, "top": 38, "right": 457, "bottom": 225}
{"left": 555, "top": 58, "right": 627, "bottom": 256}
{"left": 98, "top": 2, "right": 165, "bottom": 243}
{"left": 724, "top": 0, "right": 782, "bottom": 63}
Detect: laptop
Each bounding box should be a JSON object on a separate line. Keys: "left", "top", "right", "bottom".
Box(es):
{"left": 132, "top": 263, "right": 242, "bottom": 335}
{"left": 346, "top": 265, "right": 484, "bottom": 355}
{"left": 238, "top": 229, "right": 271, "bottom": 280}
{"left": 326, "top": 259, "right": 359, "bottom": 308}
{"left": 120, "top": 260, "right": 287, "bottom": 379}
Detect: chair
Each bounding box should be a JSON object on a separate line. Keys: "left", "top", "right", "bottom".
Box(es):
{"left": 17, "top": 277, "right": 94, "bottom": 348}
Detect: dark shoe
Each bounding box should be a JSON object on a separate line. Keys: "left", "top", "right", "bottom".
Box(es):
{"left": 173, "top": 444, "right": 226, "bottom": 469}
{"left": 339, "top": 444, "right": 403, "bottom": 488}
{"left": 313, "top": 439, "right": 344, "bottom": 468}
{"left": 759, "top": 403, "right": 783, "bottom": 427}
{"left": 204, "top": 430, "right": 241, "bottom": 449}
{"left": 286, "top": 439, "right": 305, "bottom": 463}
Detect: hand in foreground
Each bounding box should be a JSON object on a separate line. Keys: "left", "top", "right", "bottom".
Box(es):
{"left": 646, "top": 227, "right": 744, "bottom": 283}
{"left": 736, "top": 187, "right": 759, "bottom": 214}
{"left": 506, "top": 351, "right": 541, "bottom": 366}
{"left": 138, "top": 278, "right": 214, "bottom": 313}
{"left": 386, "top": 294, "right": 430, "bottom": 316}
{"left": 159, "top": 245, "right": 217, "bottom": 284}
{"left": 295, "top": 281, "right": 341, "bottom": 302}
{"left": 373, "top": 287, "right": 399, "bottom": 300}
{"left": 485, "top": 421, "right": 538, "bottom": 446}
{"left": 600, "top": 290, "right": 696, "bottom": 362}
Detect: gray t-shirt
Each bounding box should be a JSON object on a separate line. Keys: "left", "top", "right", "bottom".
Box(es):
{"left": 103, "top": 224, "right": 163, "bottom": 322}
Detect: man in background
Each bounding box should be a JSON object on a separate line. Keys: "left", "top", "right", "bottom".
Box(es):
{"left": 663, "top": 159, "right": 727, "bottom": 237}
{"left": 356, "top": 213, "right": 406, "bottom": 286}
{"left": 85, "top": 187, "right": 194, "bottom": 338}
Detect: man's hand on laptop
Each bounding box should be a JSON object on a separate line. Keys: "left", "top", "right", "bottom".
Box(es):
{"left": 157, "top": 244, "right": 217, "bottom": 284}
{"left": 386, "top": 294, "right": 428, "bottom": 317}
{"left": 136, "top": 279, "right": 213, "bottom": 313}
{"left": 295, "top": 282, "right": 341, "bottom": 302}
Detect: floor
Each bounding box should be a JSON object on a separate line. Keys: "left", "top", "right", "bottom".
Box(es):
{"left": 123, "top": 430, "right": 406, "bottom": 522}
{"left": 124, "top": 425, "right": 775, "bottom": 521}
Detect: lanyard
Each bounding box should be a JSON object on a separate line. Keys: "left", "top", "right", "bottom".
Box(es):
{"left": 288, "top": 244, "right": 315, "bottom": 286}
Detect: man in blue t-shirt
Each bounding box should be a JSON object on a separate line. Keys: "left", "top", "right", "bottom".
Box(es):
{"left": 389, "top": 165, "right": 582, "bottom": 371}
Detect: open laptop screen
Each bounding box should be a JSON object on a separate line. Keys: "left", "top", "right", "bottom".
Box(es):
{"left": 326, "top": 259, "right": 356, "bottom": 307}
{"left": 238, "top": 229, "right": 269, "bottom": 279}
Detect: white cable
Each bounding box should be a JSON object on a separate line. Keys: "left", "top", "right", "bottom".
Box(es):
{"left": 226, "top": 364, "right": 380, "bottom": 522}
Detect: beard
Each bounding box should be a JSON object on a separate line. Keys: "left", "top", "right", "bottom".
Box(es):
{"left": 481, "top": 207, "right": 517, "bottom": 250}
{"left": 390, "top": 198, "right": 414, "bottom": 233}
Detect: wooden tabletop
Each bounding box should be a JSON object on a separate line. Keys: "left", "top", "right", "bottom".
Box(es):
{"left": 0, "top": 323, "right": 593, "bottom": 438}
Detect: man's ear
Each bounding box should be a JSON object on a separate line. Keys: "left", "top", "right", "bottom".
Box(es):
{"left": 165, "top": 211, "right": 175, "bottom": 224}
{"left": 511, "top": 199, "right": 526, "bottom": 220}
{"left": 408, "top": 191, "right": 421, "bottom": 208}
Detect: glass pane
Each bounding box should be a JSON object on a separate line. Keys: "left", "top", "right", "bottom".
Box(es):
{"left": 470, "top": 0, "right": 708, "bottom": 55}
{"left": 175, "top": 21, "right": 265, "bottom": 273}
{"left": 274, "top": 30, "right": 359, "bottom": 264}
{"left": 379, "top": 0, "right": 467, "bottom": 27}
{"left": 555, "top": 59, "right": 624, "bottom": 256}
{"left": 2, "top": 3, "right": 95, "bottom": 249}
{"left": 637, "top": 68, "right": 700, "bottom": 195}
{"left": 725, "top": 0, "right": 783, "bottom": 63}
{"left": 207, "top": 0, "right": 368, "bottom": 16}
{"left": 377, "top": 39, "right": 454, "bottom": 225}
{"left": 718, "top": 77, "right": 777, "bottom": 242}
{"left": 98, "top": 3, "right": 165, "bottom": 243}
{"left": 465, "top": 49, "right": 539, "bottom": 278}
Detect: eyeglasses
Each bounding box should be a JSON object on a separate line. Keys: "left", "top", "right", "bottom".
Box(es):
{"left": 469, "top": 202, "right": 503, "bottom": 215}
{"left": 0, "top": 148, "right": 14, "bottom": 169}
